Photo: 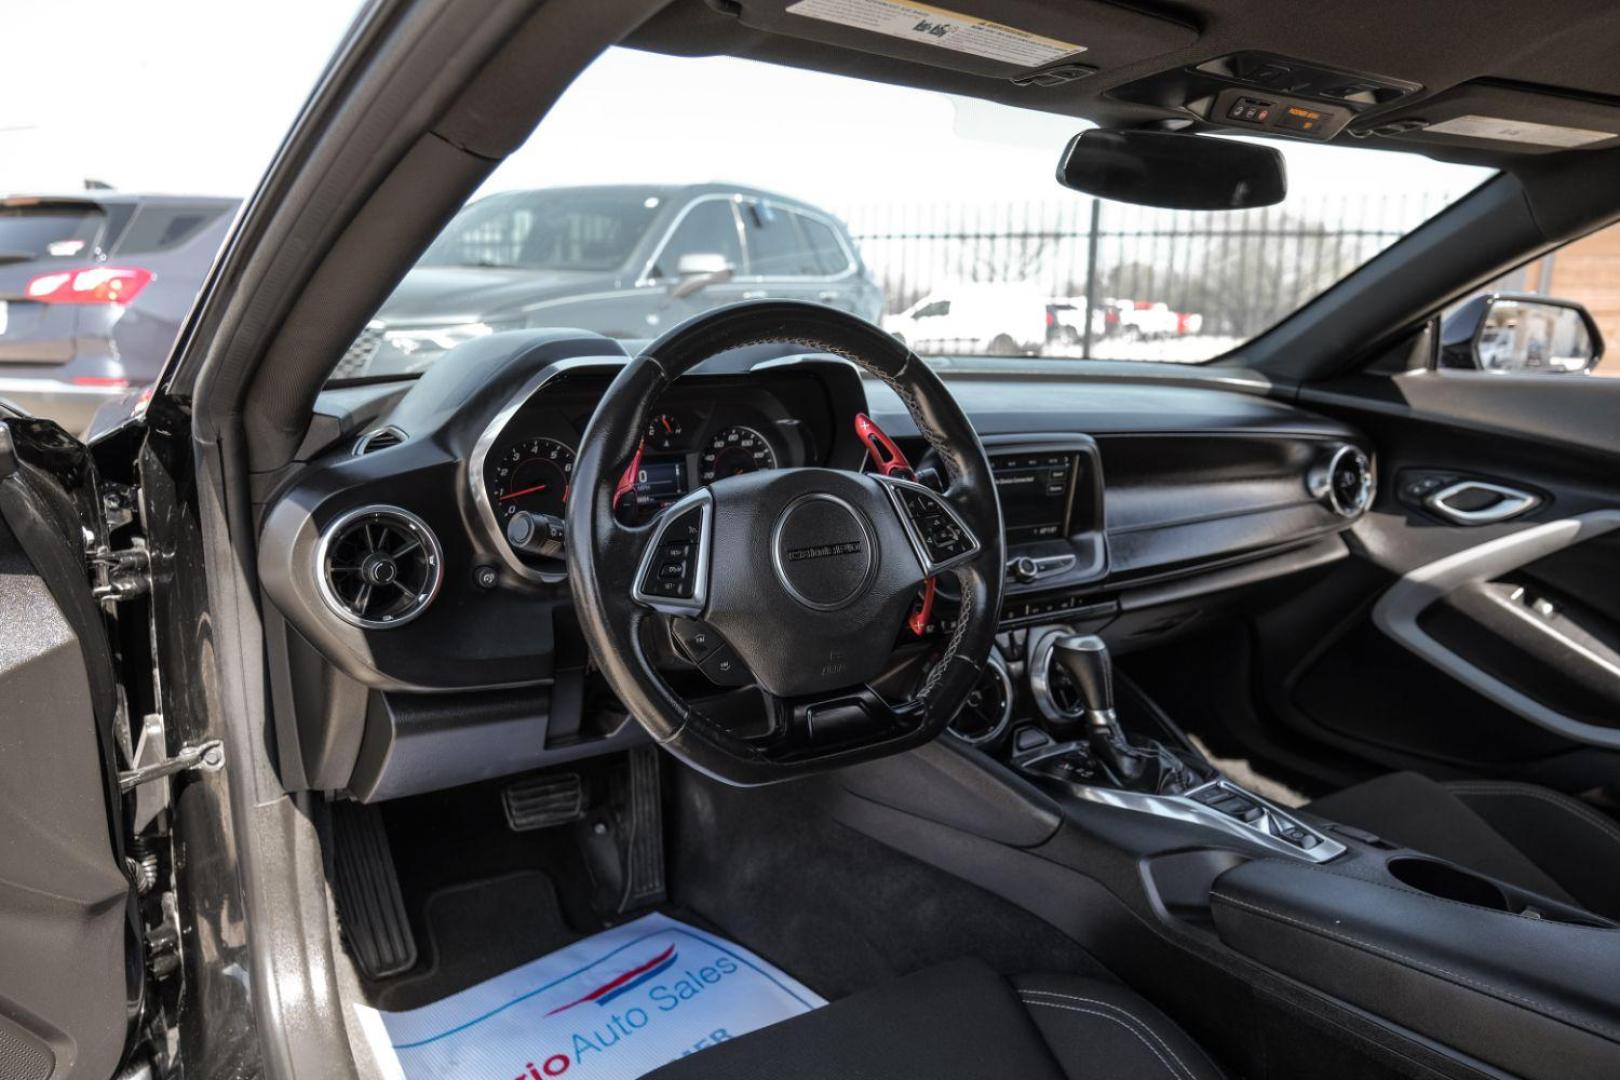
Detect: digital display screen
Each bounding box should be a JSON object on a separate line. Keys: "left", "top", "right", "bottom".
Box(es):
{"left": 992, "top": 453, "right": 1073, "bottom": 541}
{"left": 634, "top": 456, "right": 687, "bottom": 507}
{"left": 1275, "top": 105, "right": 1325, "bottom": 133}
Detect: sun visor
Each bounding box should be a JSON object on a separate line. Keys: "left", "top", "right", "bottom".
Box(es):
{"left": 730, "top": 0, "right": 1198, "bottom": 83}
{"left": 1353, "top": 81, "right": 1620, "bottom": 155}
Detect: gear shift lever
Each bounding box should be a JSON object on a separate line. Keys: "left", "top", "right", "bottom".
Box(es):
{"left": 1050, "top": 634, "right": 1145, "bottom": 784}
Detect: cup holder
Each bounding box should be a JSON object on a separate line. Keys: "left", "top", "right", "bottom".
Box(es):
{"left": 1387, "top": 857, "right": 1512, "bottom": 911}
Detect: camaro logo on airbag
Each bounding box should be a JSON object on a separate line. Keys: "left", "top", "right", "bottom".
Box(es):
{"left": 785, "top": 539, "right": 864, "bottom": 562}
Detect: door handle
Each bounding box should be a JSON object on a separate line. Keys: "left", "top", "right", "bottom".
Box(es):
{"left": 1425, "top": 480, "right": 1539, "bottom": 525}
{"left": 817, "top": 290, "right": 840, "bottom": 302}
{"left": 741, "top": 289, "right": 768, "bottom": 300}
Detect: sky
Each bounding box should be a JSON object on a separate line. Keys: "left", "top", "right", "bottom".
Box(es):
{"left": 0, "top": 3, "right": 1491, "bottom": 219}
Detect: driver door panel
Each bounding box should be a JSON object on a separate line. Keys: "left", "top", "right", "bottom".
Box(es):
{"left": 0, "top": 423, "right": 135, "bottom": 1080}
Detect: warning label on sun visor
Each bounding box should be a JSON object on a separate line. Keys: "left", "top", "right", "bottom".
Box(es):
{"left": 1425, "top": 114, "right": 1615, "bottom": 148}
{"left": 785, "top": 0, "right": 1086, "bottom": 68}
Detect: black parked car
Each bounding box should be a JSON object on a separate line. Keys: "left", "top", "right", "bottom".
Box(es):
{"left": 334, "top": 183, "right": 882, "bottom": 377}
{"left": 0, "top": 194, "right": 237, "bottom": 433}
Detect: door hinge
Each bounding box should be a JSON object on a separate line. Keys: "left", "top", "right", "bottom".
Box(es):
{"left": 90, "top": 543, "right": 152, "bottom": 602}
{"left": 118, "top": 738, "right": 225, "bottom": 793}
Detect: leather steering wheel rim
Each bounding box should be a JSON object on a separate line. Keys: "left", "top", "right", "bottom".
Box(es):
{"left": 566, "top": 299, "right": 1004, "bottom": 785}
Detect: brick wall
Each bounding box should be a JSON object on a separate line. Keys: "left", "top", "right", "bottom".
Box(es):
{"left": 1532, "top": 221, "right": 1620, "bottom": 376}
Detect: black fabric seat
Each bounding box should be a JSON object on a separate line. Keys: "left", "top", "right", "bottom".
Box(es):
{"left": 1308, "top": 771, "right": 1620, "bottom": 919}
{"left": 643, "top": 958, "right": 1224, "bottom": 1080}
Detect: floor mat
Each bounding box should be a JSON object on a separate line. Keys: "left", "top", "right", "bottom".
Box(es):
{"left": 357, "top": 912, "right": 825, "bottom": 1079}
{"left": 370, "top": 870, "right": 581, "bottom": 1013}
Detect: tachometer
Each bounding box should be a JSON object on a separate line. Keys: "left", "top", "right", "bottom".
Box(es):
{"left": 699, "top": 425, "right": 776, "bottom": 483}
{"left": 488, "top": 437, "right": 574, "bottom": 524}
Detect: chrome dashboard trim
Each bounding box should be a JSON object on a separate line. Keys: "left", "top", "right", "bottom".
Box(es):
{"left": 1017, "top": 758, "right": 1347, "bottom": 863}
{"left": 1028, "top": 625, "right": 1084, "bottom": 725}
{"left": 468, "top": 356, "right": 625, "bottom": 584}
{"left": 314, "top": 504, "right": 444, "bottom": 630}
{"left": 947, "top": 650, "right": 1014, "bottom": 746}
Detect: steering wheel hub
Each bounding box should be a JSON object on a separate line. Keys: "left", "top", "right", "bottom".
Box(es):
{"left": 771, "top": 493, "right": 877, "bottom": 610}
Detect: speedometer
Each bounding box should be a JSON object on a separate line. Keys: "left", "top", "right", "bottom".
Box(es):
{"left": 487, "top": 437, "right": 574, "bottom": 524}
{"left": 699, "top": 426, "right": 776, "bottom": 483}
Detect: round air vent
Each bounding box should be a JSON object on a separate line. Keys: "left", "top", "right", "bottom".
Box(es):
{"left": 317, "top": 506, "right": 442, "bottom": 628}
{"left": 1323, "top": 445, "right": 1374, "bottom": 517}
{"left": 948, "top": 652, "right": 1014, "bottom": 746}
{"left": 1030, "top": 628, "right": 1084, "bottom": 725}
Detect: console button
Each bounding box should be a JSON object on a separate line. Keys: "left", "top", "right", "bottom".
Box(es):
{"left": 1013, "top": 726, "right": 1053, "bottom": 753}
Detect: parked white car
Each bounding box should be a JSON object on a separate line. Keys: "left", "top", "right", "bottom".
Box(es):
{"left": 883, "top": 283, "right": 1049, "bottom": 356}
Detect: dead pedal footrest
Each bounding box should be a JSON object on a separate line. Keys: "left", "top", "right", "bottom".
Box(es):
{"left": 331, "top": 800, "right": 418, "bottom": 979}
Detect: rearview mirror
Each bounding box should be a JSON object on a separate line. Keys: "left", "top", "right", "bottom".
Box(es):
{"left": 1440, "top": 294, "right": 1603, "bottom": 374}
{"left": 669, "top": 252, "right": 735, "bottom": 300}
{"left": 1056, "top": 129, "right": 1287, "bottom": 210}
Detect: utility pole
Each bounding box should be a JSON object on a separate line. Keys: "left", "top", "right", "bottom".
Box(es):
{"left": 1081, "top": 198, "right": 1102, "bottom": 360}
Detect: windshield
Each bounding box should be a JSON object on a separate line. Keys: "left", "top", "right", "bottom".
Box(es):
{"left": 418, "top": 187, "right": 665, "bottom": 272}
{"left": 342, "top": 47, "right": 1494, "bottom": 379}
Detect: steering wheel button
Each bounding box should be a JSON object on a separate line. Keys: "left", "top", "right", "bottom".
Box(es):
{"left": 671, "top": 618, "right": 722, "bottom": 662}
{"left": 658, "top": 560, "right": 687, "bottom": 580}
{"left": 664, "top": 542, "right": 690, "bottom": 560}
{"left": 699, "top": 643, "right": 750, "bottom": 686}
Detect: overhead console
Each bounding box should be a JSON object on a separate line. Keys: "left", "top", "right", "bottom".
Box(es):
{"left": 1111, "top": 51, "right": 1421, "bottom": 142}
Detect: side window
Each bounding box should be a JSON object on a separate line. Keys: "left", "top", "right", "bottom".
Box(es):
{"left": 651, "top": 200, "right": 741, "bottom": 279}
{"left": 796, "top": 214, "right": 852, "bottom": 275}
{"left": 111, "top": 205, "right": 227, "bottom": 255}
{"left": 741, "top": 201, "right": 818, "bottom": 277}
{"left": 1444, "top": 218, "right": 1619, "bottom": 376}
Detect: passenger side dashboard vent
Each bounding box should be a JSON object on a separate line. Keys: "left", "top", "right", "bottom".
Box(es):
{"left": 317, "top": 506, "right": 442, "bottom": 628}
{"left": 1313, "top": 445, "right": 1375, "bottom": 517}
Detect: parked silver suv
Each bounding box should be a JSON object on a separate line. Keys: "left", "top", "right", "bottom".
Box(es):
{"left": 335, "top": 182, "right": 883, "bottom": 378}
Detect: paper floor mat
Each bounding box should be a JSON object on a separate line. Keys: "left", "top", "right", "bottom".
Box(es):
{"left": 356, "top": 912, "right": 825, "bottom": 1079}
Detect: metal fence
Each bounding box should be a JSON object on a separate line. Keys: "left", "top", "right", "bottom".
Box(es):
{"left": 837, "top": 192, "right": 1460, "bottom": 360}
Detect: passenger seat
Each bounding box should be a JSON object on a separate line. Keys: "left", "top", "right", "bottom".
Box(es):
{"left": 1308, "top": 772, "right": 1620, "bottom": 919}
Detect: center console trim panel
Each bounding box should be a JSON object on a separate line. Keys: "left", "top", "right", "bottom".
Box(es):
{"left": 1015, "top": 761, "right": 1347, "bottom": 863}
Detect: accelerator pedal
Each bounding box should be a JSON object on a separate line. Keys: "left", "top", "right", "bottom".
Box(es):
{"left": 578, "top": 746, "right": 668, "bottom": 915}
{"left": 331, "top": 801, "right": 417, "bottom": 979}
{"left": 618, "top": 745, "right": 667, "bottom": 912}
{"left": 502, "top": 771, "right": 586, "bottom": 831}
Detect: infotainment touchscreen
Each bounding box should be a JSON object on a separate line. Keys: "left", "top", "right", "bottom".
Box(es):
{"left": 992, "top": 452, "right": 1074, "bottom": 541}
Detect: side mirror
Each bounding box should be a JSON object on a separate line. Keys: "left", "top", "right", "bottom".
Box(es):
{"left": 1056, "top": 129, "right": 1286, "bottom": 210}
{"left": 1440, "top": 293, "right": 1604, "bottom": 374}
{"left": 669, "top": 253, "right": 735, "bottom": 300}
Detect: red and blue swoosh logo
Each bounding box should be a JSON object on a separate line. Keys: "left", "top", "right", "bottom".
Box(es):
{"left": 544, "top": 944, "right": 679, "bottom": 1016}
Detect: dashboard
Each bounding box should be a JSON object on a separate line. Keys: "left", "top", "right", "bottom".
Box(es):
{"left": 256, "top": 329, "right": 1373, "bottom": 801}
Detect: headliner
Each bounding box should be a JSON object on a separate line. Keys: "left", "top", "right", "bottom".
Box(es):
{"left": 626, "top": 0, "right": 1620, "bottom": 170}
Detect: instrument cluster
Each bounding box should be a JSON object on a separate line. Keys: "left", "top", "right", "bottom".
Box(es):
{"left": 474, "top": 379, "right": 809, "bottom": 578}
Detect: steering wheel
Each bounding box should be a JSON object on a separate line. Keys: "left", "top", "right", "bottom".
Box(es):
{"left": 566, "top": 300, "right": 1004, "bottom": 784}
